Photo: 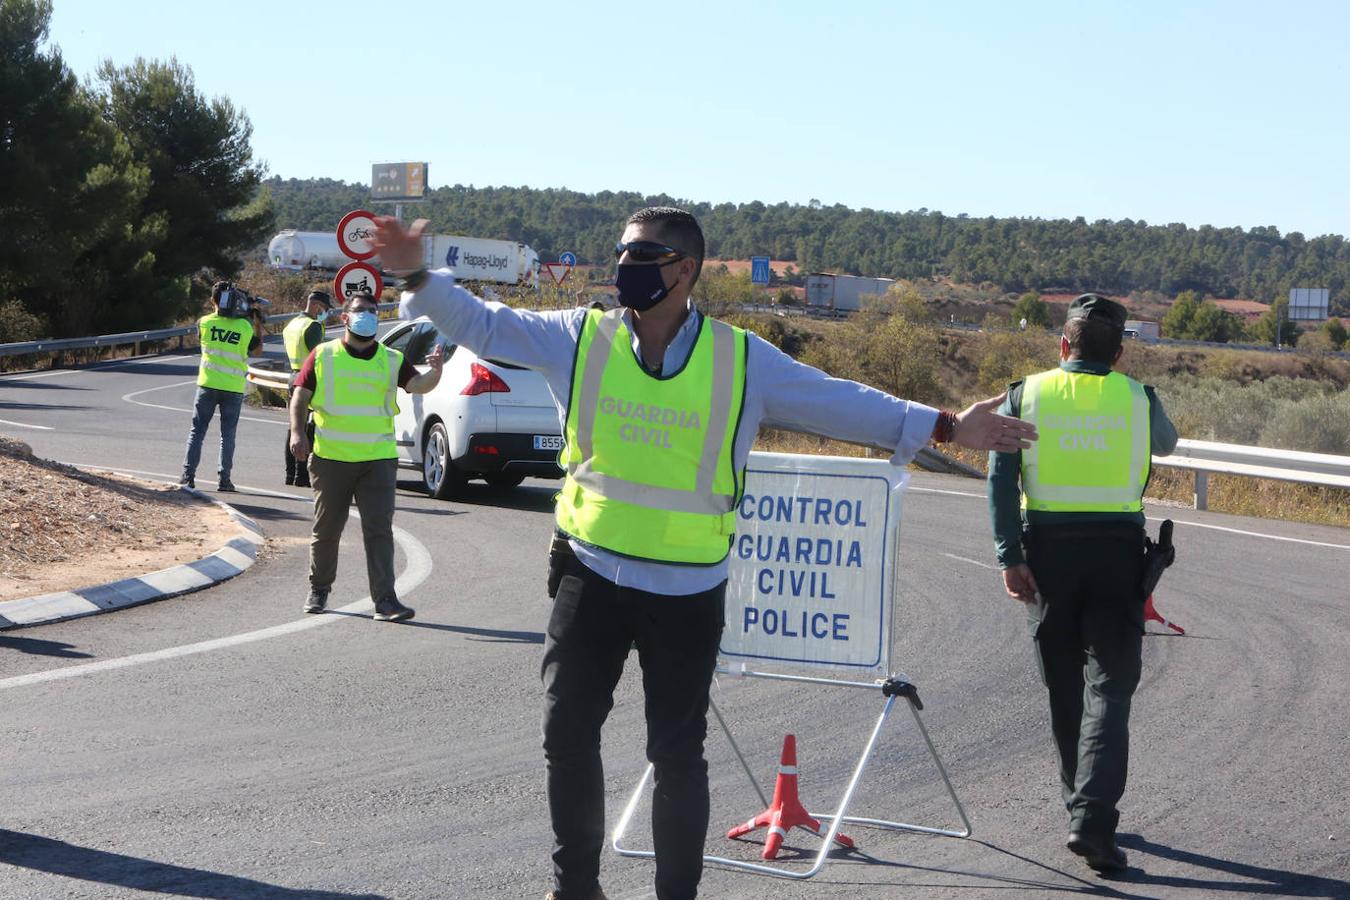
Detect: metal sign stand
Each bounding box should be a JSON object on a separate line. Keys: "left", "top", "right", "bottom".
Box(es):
{"left": 611, "top": 453, "right": 972, "bottom": 881}
{"left": 611, "top": 669, "right": 972, "bottom": 881}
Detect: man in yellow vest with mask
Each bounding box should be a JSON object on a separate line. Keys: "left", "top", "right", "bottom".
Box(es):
{"left": 282, "top": 290, "right": 333, "bottom": 488}
{"left": 988, "top": 293, "right": 1177, "bottom": 873}
{"left": 289, "top": 290, "right": 444, "bottom": 621}
{"left": 179, "top": 282, "right": 263, "bottom": 491}
{"left": 374, "top": 208, "right": 1037, "bottom": 900}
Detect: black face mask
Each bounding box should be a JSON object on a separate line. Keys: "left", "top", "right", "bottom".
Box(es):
{"left": 615, "top": 261, "right": 680, "bottom": 311}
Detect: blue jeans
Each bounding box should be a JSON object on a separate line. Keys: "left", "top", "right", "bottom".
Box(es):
{"left": 182, "top": 386, "right": 244, "bottom": 480}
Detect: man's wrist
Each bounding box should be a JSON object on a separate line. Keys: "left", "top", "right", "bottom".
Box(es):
{"left": 931, "top": 409, "right": 959, "bottom": 443}
{"left": 399, "top": 268, "right": 430, "bottom": 291}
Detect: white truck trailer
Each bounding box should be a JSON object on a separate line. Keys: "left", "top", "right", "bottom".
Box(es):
{"left": 803, "top": 273, "right": 896, "bottom": 312}
{"left": 268, "top": 230, "right": 540, "bottom": 288}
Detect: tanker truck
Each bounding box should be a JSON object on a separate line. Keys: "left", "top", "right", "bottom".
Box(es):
{"left": 268, "top": 230, "right": 540, "bottom": 288}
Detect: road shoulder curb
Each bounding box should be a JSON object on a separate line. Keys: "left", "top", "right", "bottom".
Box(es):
{"left": 0, "top": 489, "right": 263, "bottom": 630}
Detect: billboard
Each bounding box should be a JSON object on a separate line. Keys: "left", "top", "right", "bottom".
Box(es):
{"left": 371, "top": 162, "right": 429, "bottom": 201}
{"left": 1288, "top": 288, "right": 1330, "bottom": 322}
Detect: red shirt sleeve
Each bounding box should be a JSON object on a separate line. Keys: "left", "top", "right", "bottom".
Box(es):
{"left": 296, "top": 348, "right": 319, "bottom": 392}
{"left": 397, "top": 357, "right": 418, "bottom": 390}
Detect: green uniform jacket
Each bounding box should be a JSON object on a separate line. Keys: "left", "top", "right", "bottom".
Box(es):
{"left": 988, "top": 359, "right": 1178, "bottom": 568}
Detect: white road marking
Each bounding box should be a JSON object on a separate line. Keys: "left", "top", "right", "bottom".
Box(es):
{"left": 0, "top": 353, "right": 194, "bottom": 381}
{"left": 121, "top": 380, "right": 285, "bottom": 426}
{"left": 0, "top": 417, "right": 53, "bottom": 430}
{"left": 908, "top": 486, "right": 1350, "bottom": 551}
{"left": 944, "top": 553, "right": 996, "bottom": 570}
{"left": 0, "top": 518, "right": 432, "bottom": 692}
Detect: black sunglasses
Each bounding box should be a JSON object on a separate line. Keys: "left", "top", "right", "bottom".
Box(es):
{"left": 614, "top": 240, "right": 686, "bottom": 263}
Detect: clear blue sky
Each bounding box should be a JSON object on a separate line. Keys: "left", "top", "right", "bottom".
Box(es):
{"left": 47, "top": 0, "right": 1350, "bottom": 238}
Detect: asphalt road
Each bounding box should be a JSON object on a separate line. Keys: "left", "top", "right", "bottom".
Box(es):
{"left": 1, "top": 336, "right": 1348, "bottom": 899}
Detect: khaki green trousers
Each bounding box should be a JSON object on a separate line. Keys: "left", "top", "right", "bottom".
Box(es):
{"left": 308, "top": 455, "right": 398, "bottom": 602}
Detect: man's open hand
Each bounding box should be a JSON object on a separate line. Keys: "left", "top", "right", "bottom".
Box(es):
{"left": 953, "top": 393, "right": 1037, "bottom": 453}
{"left": 371, "top": 216, "right": 428, "bottom": 272}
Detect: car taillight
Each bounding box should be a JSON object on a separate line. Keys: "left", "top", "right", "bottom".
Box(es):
{"left": 461, "top": 362, "right": 511, "bottom": 396}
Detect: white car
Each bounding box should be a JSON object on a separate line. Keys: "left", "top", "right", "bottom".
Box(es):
{"left": 382, "top": 317, "right": 564, "bottom": 498}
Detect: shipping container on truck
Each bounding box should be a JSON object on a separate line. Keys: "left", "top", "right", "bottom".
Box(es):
{"left": 424, "top": 235, "right": 540, "bottom": 288}
{"left": 803, "top": 273, "right": 897, "bottom": 313}
{"left": 1124, "top": 319, "right": 1160, "bottom": 341}
{"left": 267, "top": 230, "right": 541, "bottom": 288}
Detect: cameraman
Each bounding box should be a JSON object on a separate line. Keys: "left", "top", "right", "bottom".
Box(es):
{"left": 179, "top": 281, "right": 264, "bottom": 492}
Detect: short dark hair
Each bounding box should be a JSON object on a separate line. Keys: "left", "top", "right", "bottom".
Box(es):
{"left": 344, "top": 291, "right": 377, "bottom": 311}
{"left": 1064, "top": 317, "right": 1123, "bottom": 364}
{"left": 307, "top": 290, "right": 332, "bottom": 308}
{"left": 626, "top": 206, "right": 704, "bottom": 286}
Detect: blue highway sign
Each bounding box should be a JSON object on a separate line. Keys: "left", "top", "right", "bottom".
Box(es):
{"left": 751, "top": 256, "right": 771, "bottom": 285}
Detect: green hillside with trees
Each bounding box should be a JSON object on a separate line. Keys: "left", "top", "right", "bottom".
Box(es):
{"left": 266, "top": 177, "right": 1350, "bottom": 318}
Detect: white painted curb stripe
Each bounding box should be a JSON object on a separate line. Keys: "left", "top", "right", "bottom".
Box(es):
{"left": 0, "top": 487, "right": 261, "bottom": 630}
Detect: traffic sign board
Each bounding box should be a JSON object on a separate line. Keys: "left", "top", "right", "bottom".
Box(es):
{"left": 334, "top": 261, "right": 383, "bottom": 303}
{"left": 336, "top": 210, "right": 379, "bottom": 260}
{"left": 559, "top": 251, "right": 577, "bottom": 267}
{"left": 751, "top": 256, "right": 772, "bottom": 285}
{"left": 544, "top": 263, "right": 572, "bottom": 285}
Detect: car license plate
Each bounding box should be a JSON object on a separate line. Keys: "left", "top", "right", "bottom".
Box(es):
{"left": 533, "top": 435, "right": 564, "bottom": 451}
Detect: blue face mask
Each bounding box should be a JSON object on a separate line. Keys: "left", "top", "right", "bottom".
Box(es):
{"left": 347, "top": 310, "right": 379, "bottom": 338}
{"left": 615, "top": 261, "right": 679, "bottom": 311}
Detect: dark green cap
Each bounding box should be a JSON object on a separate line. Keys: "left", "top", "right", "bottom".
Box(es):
{"left": 1065, "top": 293, "right": 1127, "bottom": 331}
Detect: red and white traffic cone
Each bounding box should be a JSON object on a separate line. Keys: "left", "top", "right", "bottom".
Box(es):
{"left": 1144, "top": 593, "right": 1185, "bottom": 635}
{"left": 726, "top": 734, "right": 855, "bottom": 859}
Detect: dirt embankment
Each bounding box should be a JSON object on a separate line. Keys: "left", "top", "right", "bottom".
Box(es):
{"left": 0, "top": 438, "right": 240, "bottom": 602}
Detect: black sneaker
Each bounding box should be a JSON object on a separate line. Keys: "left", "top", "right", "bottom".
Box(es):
{"left": 304, "top": 586, "right": 330, "bottom": 614}
{"left": 178, "top": 473, "right": 195, "bottom": 489}
{"left": 1067, "top": 831, "right": 1127, "bottom": 872}
{"left": 294, "top": 475, "right": 311, "bottom": 489}
{"left": 373, "top": 597, "right": 415, "bottom": 622}
{"left": 217, "top": 478, "right": 237, "bottom": 492}
{"left": 285, "top": 475, "right": 295, "bottom": 486}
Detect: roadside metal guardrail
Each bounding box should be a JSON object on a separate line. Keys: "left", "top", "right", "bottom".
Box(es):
{"left": 0, "top": 303, "right": 398, "bottom": 364}
{"left": 6, "top": 310, "right": 1346, "bottom": 512}
{"left": 1154, "top": 439, "right": 1350, "bottom": 509}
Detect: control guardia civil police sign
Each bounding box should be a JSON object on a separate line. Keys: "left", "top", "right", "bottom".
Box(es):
{"left": 721, "top": 452, "right": 905, "bottom": 673}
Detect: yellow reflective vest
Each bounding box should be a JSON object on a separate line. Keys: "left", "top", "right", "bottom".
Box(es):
{"left": 1018, "top": 368, "right": 1151, "bottom": 512}
{"left": 283, "top": 314, "right": 320, "bottom": 372}
{"left": 196, "top": 312, "right": 253, "bottom": 393}
{"left": 310, "top": 340, "right": 403, "bottom": 462}
{"left": 555, "top": 308, "right": 748, "bottom": 564}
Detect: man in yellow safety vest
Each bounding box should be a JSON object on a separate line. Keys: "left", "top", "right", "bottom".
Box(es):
{"left": 987, "top": 293, "right": 1177, "bottom": 873}
{"left": 288, "top": 291, "right": 443, "bottom": 622}
{"left": 179, "top": 282, "right": 263, "bottom": 491}
{"left": 282, "top": 290, "right": 333, "bottom": 487}
{"left": 374, "top": 207, "right": 1038, "bottom": 900}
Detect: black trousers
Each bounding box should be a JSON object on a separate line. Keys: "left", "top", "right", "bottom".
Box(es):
{"left": 284, "top": 386, "right": 315, "bottom": 484}
{"left": 541, "top": 550, "right": 725, "bottom": 900}
{"left": 1026, "top": 522, "right": 1146, "bottom": 839}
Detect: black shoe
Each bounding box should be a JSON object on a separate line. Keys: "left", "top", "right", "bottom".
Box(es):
{"left": 373, "top": 597, "right": 415, "bottom": 622}
{"left": 304, "top": 586, "right": 330, "bottom": 614}
{"left": 285, "top": 475, "right": 295, "bottom": 486}
{"left": 1067, "top": 831, "right": 1127, "bottom": 872}
{"left": 294, "top": 476, "right": 311, "bottom": 489}
{"left": 545, "top": 890, "right": 608, "bottom": 900}
{"left": 217, "top": 478, "right": 237, "bottom": 493}
{"left": 178, "top": 473, "right": 195, "bottom": 489}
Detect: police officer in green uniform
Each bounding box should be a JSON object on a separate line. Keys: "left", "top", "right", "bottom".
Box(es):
{"left": 987, "top": 294, "right": 1177, "bottom": 872}
{"left": 180, "top": 282, "right": 263, "bottom": 491}
{"left": 282, "top": 290, "right": 333, "bottom": 487}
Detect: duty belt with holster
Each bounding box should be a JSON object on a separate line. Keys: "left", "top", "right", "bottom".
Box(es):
{"left": 1140, "top": 519, "right": 1176, "bottom": 599}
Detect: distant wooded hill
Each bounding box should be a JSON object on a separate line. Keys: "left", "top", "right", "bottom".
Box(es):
{"left": 265, "top": 178, "right": 1348, "bottom": 315}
